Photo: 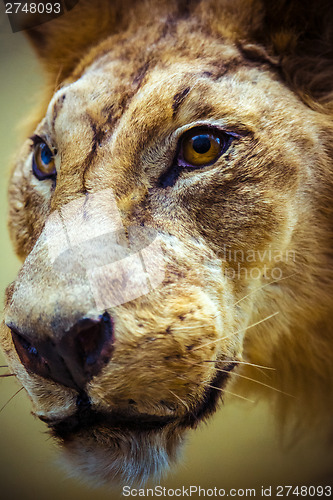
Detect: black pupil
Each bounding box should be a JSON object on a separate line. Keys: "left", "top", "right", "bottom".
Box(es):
{"left": 192, "top": 135, "right": 211, "bottom": 154}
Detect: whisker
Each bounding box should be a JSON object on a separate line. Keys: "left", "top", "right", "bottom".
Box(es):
{"left": 0, "top": 387, "right": 24, "bottom": 414}
{"left": 0, "top": 365, "right": 9, "bottom": 368}
{"left": 180, "top": 373, "right": 256, "bottom": 404}
{"left": 165, "top": 368, "right": 255, "bottom": 407}
{"left": 233, "top": 272, "right": 298, "bottom": 307}
{"left": 199, "top": 365, "right": 294, "bottom": 398}
{"left": 0, "top": 374, "right": 16, "bottom": 378}
{"left": 182, "top": 358, "right": 272, "bottom": 381}
{"left": 192, "top": 311, "right": 279, "bottom": 351}
{"left": 168, "top": 390, "right": 190, "bottom": 412}
{"left": 195, "top": 359, "right": 274, "bottom": 379}
{"left": 206, "top": 384, "right": 255, "bottom": 403}
{"left": 202, "top": 360, "right": 275, "bottom": 371}
{"left": 169, "top": 325, "right": 207, "bottom": 331}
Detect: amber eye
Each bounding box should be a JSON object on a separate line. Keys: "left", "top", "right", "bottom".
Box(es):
{"left": 181, "top": 129, "right": 230, "bottom": 167}
{"left": 32, "top": 140, "right": 57, "bottom": 180}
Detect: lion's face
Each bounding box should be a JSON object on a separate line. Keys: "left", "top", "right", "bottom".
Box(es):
{"left": 1, "top": 2, "right": 333, "bottom": 486}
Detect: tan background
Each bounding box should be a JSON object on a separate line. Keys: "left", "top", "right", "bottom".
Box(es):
{"left": 0, "top": 7, "right": 332, "bottom": 500}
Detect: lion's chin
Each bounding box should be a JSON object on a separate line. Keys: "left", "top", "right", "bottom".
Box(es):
{"left": 48, "top": 370, "right": 232, "bottom": 486}
{"left": 58, "top": 426, "right": 185, "bottom": 487}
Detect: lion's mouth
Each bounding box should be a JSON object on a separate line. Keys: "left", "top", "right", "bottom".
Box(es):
{"left": 47, "top": 398, "right": 179, "bottom": 440}
{"left": 50, "top": 409, "right": 179, "bottom": 440}
{"left": 45, "top": 365, "right": 236, "bottom": 441}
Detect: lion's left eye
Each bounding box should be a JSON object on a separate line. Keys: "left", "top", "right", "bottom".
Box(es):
{"left": 179, "top": 128, "right": 231, "bottom": 168}
{"left": 32, "top": 138, "right": 57, "bottom": 180}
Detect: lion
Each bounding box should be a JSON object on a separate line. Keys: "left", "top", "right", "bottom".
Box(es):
{"left": 1, "top": 0, "right": 333, "bottom": 487}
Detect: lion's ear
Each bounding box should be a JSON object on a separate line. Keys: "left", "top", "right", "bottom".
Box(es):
{"left": 23, "top": 0, "right": 125, "bottom": 82}
{"left": 262, "top": 0, "right": 333, "bottom": 111}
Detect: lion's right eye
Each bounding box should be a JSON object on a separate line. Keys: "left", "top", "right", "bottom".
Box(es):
{"left": 181, "top": 131, "right": 224, "bottom": 167}
{"left": 32, "top": 137, "right": 57, "bottom": 180}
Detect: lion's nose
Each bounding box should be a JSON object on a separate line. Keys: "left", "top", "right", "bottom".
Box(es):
{"left": 8, "top": 312, "right": 114, "bottom": 391}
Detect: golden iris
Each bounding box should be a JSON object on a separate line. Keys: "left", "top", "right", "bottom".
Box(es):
{"left": 182, "top": 131, "right": 222, "bottom": 167}
{"left": 33, "top": 142, "right": 56, "bottom": 180}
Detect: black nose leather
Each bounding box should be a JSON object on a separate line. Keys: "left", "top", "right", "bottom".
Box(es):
{"left": 9, "top": 312, "right": 114, "bottom": 391}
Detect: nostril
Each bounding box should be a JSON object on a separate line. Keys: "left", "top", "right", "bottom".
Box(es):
{"left": 10, "top": 327, "right": 51, "bottom": 380}
{"left": 75, "top": 312, "right": 114, "bottom": 368}
{"left": 58, "top": 311, "right": 115, "bottom": 386}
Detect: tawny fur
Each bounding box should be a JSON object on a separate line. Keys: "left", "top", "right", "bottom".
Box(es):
{"left": 1, "top": 0, "right": 333, "bottom": 486}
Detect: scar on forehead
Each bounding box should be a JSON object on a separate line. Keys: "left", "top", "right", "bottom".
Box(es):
{"left": 172, "top": 86, "right": 191, "bottom": 117}
{"left": 51, "top": 92, "right": 67, "bottom": 128}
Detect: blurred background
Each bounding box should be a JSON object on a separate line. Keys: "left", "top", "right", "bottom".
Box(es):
{"left": 0, "top": 4, "right": 332, "bottom": 499}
